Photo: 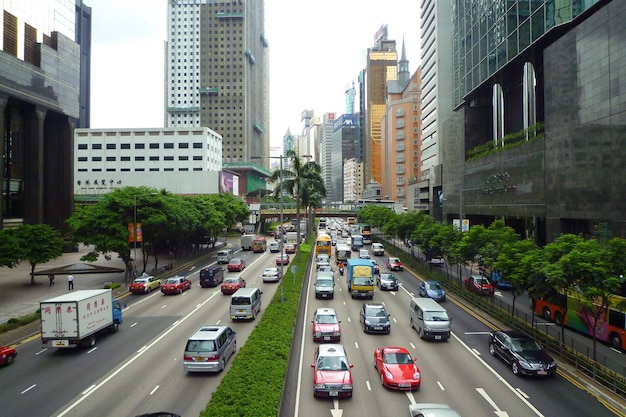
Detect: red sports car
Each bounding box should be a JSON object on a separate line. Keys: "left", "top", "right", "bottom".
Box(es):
{"left": 160, "top": 276, "right": 191, "bottom": 295}
{"left": 311, "top": 344, "right": 353, "bottom": 398}
{"left": 228, "top": 258, "right": 246, "bottom": 272}
{"left": 386, "top": 257, "right": 404, "bottom": 271}
{"left": 0, "top": 346, "right": 17, "bottom": 366}
{"left": 374, "top": 346, "right": 421, "bottom": 391}
{"left": 221, "top": 276, "right": 246, "bottom": 295}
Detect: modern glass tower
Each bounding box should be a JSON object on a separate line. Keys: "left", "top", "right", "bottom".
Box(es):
{"left": 165, "top": 0, "right": 269, "bottom": 164}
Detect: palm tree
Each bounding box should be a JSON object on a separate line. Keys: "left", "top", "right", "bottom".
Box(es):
{"left": 269, "top": 150, "right": 325, "bottom": 260}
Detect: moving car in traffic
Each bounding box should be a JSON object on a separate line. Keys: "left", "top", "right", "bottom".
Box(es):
{"left": 227, "top": 258, "right": 246, "bottom": 272}
{"left": 488, "top": 329, "right": 557, "bottom": 377}
{"left": 221, "top": 276, "right": 246, "bottom": 295}
{"left": 376, "top": 273, "right": 398, "bottom": 291}
{"left": 312, "top": 307, "right": 341, "bottom": 342}
{"left": 418, "top": 280, "right": 446, "bottom": 301}
{"left": 386, "top": 257, "right": 404, "bottom": 271}
{"left": 359, "top": 303, "right": 391, "bottom": 334}
{"left": 262, "top": 267, "right": 282, "bottom": 283}
{"left": 0, "top": 345, "right": 17, "bottom": 366}
{"left": 129, "top": 273, "right": 160, "bottom": 294}
{"left": 161, "top": 276, "right": 191, "bottom": 295}
{"left": 311, "top": 344, "right": 353, "bottom": 399}
{"left": 374, "top": 346, "right": 421, "bottom": 390}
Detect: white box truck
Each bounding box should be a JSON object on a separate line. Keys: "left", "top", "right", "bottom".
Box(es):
{"left": 241, "top": 234, "right": 255, "bottom": 250}
{"left": 40, "top": 289, "right": 123, "bottom": 348}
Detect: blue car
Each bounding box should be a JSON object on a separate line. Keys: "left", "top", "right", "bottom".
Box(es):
{"left": 418, "top": 280, "right": 446, "bottom": 301}
{"left": 490, "top": 270, "right": 513, "bottom": 290}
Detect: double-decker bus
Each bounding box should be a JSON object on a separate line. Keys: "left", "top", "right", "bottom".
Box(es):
{"left": 532, "top": 290, "right": 626, "bottom": 350}
{"left": 357, "top": 223, "right": 372, "bottom": 245}
{"left": 251, "top": 236, "right": 267, "bottom": 253}
{"left": 315, "top": 233, "right": 332, "bottom": 257}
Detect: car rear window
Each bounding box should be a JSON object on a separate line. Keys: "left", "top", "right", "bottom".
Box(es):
{"left": 231, "top": 296, "right": 251, "bottom": 305}
{"left": 186, "top": 340, "right": 216, "bottom": 352}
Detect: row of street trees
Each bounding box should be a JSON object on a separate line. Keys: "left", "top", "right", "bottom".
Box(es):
{"left": 67, "top": 187, "right": 250, "bottom": 274}
{"left": 359, "top": 205, "right": 626, "bottom": 358}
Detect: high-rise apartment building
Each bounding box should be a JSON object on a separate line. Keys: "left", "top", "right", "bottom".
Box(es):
{"left": 318, "top": 112, "right": 336, "bottom": 202}
{"left": 360, "top": 25, "right": 398, "bottom": 186}
{"left": 443, "top": 0, "right": 626, "bottom": 243}
{"left": 330, "top": 114, "right": 360, "bottom": 203}
{"left": 165, "top": 0, "right": 269, "bottom": 165}
{"left": 0, "top": 0, "right": 90, "bottom": 231}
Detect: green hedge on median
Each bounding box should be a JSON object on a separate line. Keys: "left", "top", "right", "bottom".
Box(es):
{"left": 200, "top": 242, "right": 312, "bottom": 417}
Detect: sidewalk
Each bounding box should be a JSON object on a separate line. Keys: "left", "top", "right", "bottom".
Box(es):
{"left": 0, "top": 241, "right": 227, "bottom": 346}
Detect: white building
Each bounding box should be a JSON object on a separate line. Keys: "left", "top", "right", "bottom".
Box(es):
{"left": 74, "top": 128, "right": 223, "bottom": 196}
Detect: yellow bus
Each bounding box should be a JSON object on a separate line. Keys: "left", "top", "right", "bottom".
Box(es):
{"left": 315, "top": 233, "right": 332, "bottom": 257}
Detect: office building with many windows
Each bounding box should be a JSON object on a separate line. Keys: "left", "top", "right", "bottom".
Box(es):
{"left": 442, "top": 0, "right": 626, "bottom": 243}
{"left": 0, "top": 0, "right": 90, "bottom": 231}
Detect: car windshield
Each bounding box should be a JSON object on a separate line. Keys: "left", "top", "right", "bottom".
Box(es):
{"left": 511, "top": 337, "right": 542, "bottom": 352}
{"left": 165, "top": 279, "right": 179, "bottom": 284}
{"left": 476, "top": 277, "right": 489, "bottom": 285}
{"left": 383, "top": 275, "right": 396, "bottom": 282}
{"left": 264, "top": 269, "right": 277, "bottom": 274}
{"left": 230, "top": 259, "right": 241, "bottom": 263}
{"left": 426, "top": 282, "right": 442, "bottom": 290}
{"left": 186, "top": 339, "right": 216, "bottom": 352}
{"left": 366, "top": 307, "right": 387, "bottom": 317}
{"left": 317, "top": 356, "right": 349, "bottom": 371}
{"left": 424, "top": 312, "right": 449, "bottom": 321}
{"left": 383, "top": 352, "right": 413, "bottom": 364}
{"left": 319, "top": 266, "right": 332, "bottom": 272}
{"left": 315, "top": 314, "right": 338, "bottom": 324}
{"left": 317, "top": 280, "right": 333, "bottom": 287}
{"left": 354, "top": 277, "right": 373, "bottom": 286}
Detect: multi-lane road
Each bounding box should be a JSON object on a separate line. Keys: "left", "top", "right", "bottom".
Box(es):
{"left": 0, "top": 237, "right": 623, "bottom": 417}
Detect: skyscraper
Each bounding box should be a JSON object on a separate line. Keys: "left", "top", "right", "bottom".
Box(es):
{"left": 360, "top": 25, "right": 398, "bottom": 186}
{"left": 165, "top": 0, "right": 269, "bottom": 164}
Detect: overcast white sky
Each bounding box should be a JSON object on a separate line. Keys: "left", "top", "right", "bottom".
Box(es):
{"left": 88, "top": 0, "right": 421, "bottom": 147}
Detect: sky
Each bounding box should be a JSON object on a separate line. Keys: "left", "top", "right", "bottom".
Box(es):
{"left": 88, "top": 0, "right": 421, "bottom": 147}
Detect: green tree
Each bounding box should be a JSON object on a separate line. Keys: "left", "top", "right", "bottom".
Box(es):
{"left": 493, "top": 239, "right": 539, "bottom": 316}
{"left": 12, "top": 224, "right": 64, "bottom": 284}
{"left": 0, "top": 228, "right": 23, "bottom": 268}
{"left": 358, "top": 205, "right": 395, "bottom": 230}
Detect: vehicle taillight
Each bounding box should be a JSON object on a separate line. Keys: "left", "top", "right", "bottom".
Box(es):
{"left": 183, "top": 355, "right": 193, "bottom": 360}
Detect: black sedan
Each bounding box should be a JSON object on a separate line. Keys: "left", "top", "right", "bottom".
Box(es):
{"left": 359, "top": 303, "right": 391, "bottom": 334}
{"left": 488, "top": 330, "right": 557, "bottom": 377}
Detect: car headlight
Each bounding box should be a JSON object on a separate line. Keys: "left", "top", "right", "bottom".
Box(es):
{"left": 414, "top": 372, "right": 421, "bottom": 380}
{"left": 385, "top": 371, "right": 393, "bottom": 379}
{"left": 332, "top": 332, "right": 340, "bottom": 336}
{"left": 518, "top": 359, "right": 532, "bottom": 369}
{"left": 314, "top": 332, "right": 321, "bottom": 337}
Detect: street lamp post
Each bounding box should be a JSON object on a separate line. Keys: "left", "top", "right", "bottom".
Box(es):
{"left": 253, "top": 155, "right": 285, "bottom": 302}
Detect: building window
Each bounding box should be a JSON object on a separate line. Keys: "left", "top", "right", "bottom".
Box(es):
{"left": 106, "top": 168, "right": 116, "bottom": 172}
{"left": 78, "top": 157, "right": 88, "bottom": 162}
{"left": 78, "top": 144, "right": 87, "bottom": 150}
{"left": 121, "top": 156, "right": 131, "bottom": 161}
{"left": 193, "top": 155, "right": 202, "bottom": 160}
{"left": 135, "top": 143, "right": 145, "bottom": 149}
{"left": 135, "top": 168, "right": 145, "bottom": 172}
{"left": 179, "top": 143, "right": 189, "bottom": 148}
{"left": 164, "top": 156, "right": 174, "bottom": 161}
{"left": 164, "top": 168, "right": 174, "bottom": 171}
{"left": 135, "top": 156, "right": 145, "bottom": 161}
{"left": 92, "top": 144, "right": 102, "bottom": 150}
{"left": 106, "top": 156, "right": 116, "bottom": 161}
{"left": 150, "top": 143, "right": 160, "bottom": 149}
{"left": 164, "top": 143, "right": 174, "bottom": 149}
{"left": 121, "top": 168, "right": 130, "bottom": 172}
{"left": 150, "top": 156, "right": 160, "bottom": 161}
{"left": 179, "top": 156, "right": 189, "bottom": 160}
{"left": 92, "top": 157, "right": 102, "bottom": 161}
{"left": 106, "top": 143, "right": 116, "bottom": 150}
{"left": 179, "top": 168, "right": 189, "bottom": 171}
{"left": 121, "top": 143, "right": 131, "bottom": 149}
{"left": 193, "top": 142, "right": 203, "bottom": 148}
{"left": 149, "top": 168, "right": 159, "bottom": 171}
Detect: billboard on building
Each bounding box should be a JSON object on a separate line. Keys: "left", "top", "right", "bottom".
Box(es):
{"left": 220, "top": 171, "right": 234, "bottom": 194}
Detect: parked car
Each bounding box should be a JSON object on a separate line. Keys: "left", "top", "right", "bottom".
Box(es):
{"left": 284, "top": 243, "right": 296, "bottom": 254}
{"left": 359, "top": 303, "right": 391, "bottom": 334}
{"left": 276, "top": 254, "right": 290, "bottom": 265}
{"left": 374, "top": 346, "right": 421, "bottom": 391}
{"left": 221, "top": 276, "right": 246, "bottom": 295}
{"left": 488, "top": 330, "right": 557, "bottom": 377}
{"left": 376, "top": 273, "right": 398, "bottom": 291}
{"left": 418, "top": 280, "right": 446, "bottom": 301}
{"left": 312, "top": 307, "right": 341, "bottom": 342}
{"left": 464, "top": 275, "right": 494, "bottom": 296}
{"left": 262, "top": 267, "right": 281, "bottom": 283}
{"left": 129, "top": 273, "right": 160, "bottom": 294}
{"left": 386, "top": 257, "right": 404, "bottom": 271}
{"left": 227, "top": 258, "right": 246, "bottom": 272}
{"left": 160, "top": 276, "right": 191, "bottom": 295}
{"left": 0, "top": 346, "right": 17, "bottom": 366}
{"left": 311, "top": 344, "right": 353, "bottom": 398}
{"left": 409, "top": 404, "right": 462, "bottom": 417}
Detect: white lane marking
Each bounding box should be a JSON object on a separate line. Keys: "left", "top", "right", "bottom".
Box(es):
{"left": 149, "top": 385, "right": 159, "bottom": 395}
{"left": 437, "top": 381, "right": 445, "bottom": 391}
{"left": 21, "top": 384, "right": 37, "bottom": 394}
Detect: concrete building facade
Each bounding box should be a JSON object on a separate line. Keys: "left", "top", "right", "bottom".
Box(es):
{"left": 165, "top": 0, "right": 269, "bottom": 165}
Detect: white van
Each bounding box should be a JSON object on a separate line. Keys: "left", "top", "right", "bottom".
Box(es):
{"left": 230, "top": 288, "right": 262, "bottom": 320}
{"left": 217, "top": 249, "right": 233, "bottom": 264}
{"left": 409, "top": 297, "right": 451, "bottom": 341}
{"left": 371, "top": 243, "right": 385, "bottom": 256}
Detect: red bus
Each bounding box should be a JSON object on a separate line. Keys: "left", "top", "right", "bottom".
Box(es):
{"left": 533, "top": 290, "right": 626, "bottom": 350}
{"left": 251, "top": 236, "right": 267, "bottom": 253}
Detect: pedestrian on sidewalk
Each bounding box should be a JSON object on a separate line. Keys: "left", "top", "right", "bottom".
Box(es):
{"left": 67, "top": 273, "right": 74, "bottom": 290}
{"left": 48, "top": 273, "right": 55, "bottom": 286}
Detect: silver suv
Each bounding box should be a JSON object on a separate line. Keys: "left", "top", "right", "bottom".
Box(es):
{"left": 314, "top": 275, "right": 335, "bottom": 299}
